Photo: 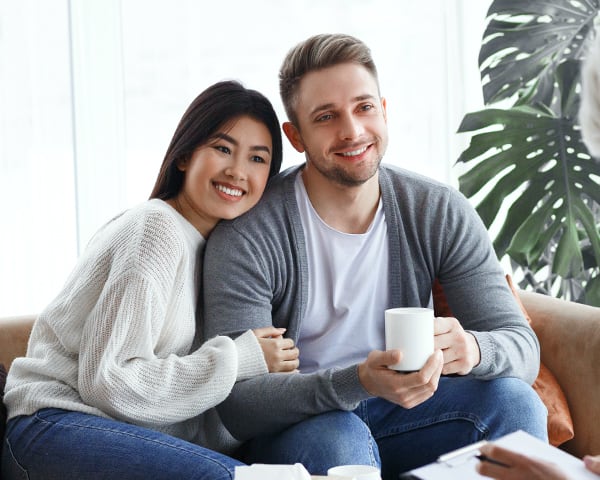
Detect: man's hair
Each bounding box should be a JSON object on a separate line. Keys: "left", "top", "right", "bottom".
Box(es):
{"left": 279, "top": 33, "right": 379, "bottom": 126}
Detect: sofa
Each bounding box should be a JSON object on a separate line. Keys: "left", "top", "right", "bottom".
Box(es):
{"left": 518, "top": 290, "right": 600, "bottom": 458}
{"left": 1, "top": 291, "right": 599, "bottom": 460}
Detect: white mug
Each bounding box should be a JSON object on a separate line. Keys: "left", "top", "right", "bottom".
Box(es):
{"left": 327, "top": 464, "right": 381, "bottom": 479}
{"left": 385, "top": 307, "right": 434, "bottom": 372}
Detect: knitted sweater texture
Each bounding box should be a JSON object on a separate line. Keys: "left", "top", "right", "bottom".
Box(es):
{"left": 4, "top": 199, "right": 267, "bottom": 452}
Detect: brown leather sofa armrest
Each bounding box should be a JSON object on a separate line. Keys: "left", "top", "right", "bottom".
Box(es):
{"left": 518, "top": 290, "right": 600, "bottom": 457}
{"left": 0, "top": 315, "right": 36, "bottom": 371}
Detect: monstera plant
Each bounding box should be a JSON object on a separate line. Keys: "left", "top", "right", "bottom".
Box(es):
{"left": 457, "top": 0, "right": 600, "bottom": 305}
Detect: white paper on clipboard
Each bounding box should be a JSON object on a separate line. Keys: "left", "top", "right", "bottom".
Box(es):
{"left": 402, "top": 430, "right": 597, "bottom": 480}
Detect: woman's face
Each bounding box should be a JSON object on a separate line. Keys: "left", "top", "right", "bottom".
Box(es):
{"left": 172, "top": 115, "right": 273, "bottom": 236}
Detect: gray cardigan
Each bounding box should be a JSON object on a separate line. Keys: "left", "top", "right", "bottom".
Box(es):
{"left": 203, "top": 164, "right": 540, "bottom": 442}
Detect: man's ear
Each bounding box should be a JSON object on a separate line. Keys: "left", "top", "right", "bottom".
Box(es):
{"left": 282, "top": 122, "right": 305, "bottom": 153}
{"left": 381, "top": 97, "right": 388, "bottom": 123}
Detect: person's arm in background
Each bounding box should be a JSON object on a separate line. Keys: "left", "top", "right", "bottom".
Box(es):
{"left": 476, "top": 443, "right": 600, "bottom": 479}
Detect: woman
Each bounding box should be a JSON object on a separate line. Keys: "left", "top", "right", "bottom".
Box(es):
{"left": 1, "top": 81, "right": 298, "bottom": 480}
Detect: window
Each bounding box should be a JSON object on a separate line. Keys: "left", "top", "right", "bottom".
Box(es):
{"left": 0, "top": 0, "right": 489, "bottom": 316}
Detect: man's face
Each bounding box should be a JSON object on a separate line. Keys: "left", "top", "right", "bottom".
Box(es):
{"left": 285, "top": 62, "right": 388, "bottom": 187}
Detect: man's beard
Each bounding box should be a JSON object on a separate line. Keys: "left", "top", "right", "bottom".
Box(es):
{"left": 307, "top": 150, "right": 383, "bottom": 187}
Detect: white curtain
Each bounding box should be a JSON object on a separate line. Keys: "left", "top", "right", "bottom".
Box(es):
{"left": 0, "top": 0, "right": 490, "bottom": 316}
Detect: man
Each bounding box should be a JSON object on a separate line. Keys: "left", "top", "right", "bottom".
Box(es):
{"left": 203, "top": 33, "right": 547, "bottom": 479}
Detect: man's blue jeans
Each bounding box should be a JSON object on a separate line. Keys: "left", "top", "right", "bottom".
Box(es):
{"left": 236, "top": 376, "right": 548, "bottom": 479}
{"left": 1, "top": 408, "right": 243, "bottom": 479}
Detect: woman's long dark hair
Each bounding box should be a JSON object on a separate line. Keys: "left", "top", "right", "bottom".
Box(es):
{"left": 150, "top": 80, "right": 283, "bottom": 199}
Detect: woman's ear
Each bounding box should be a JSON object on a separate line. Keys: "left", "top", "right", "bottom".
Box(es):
{"left": 282, "top": 122, "right": 305, "bottom": 153}
{"left": 176, "top": 156, "right": 189, "bottom": 172}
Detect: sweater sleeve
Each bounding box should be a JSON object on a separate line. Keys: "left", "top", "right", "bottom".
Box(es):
{"left": 77, "top": 269, "right": 266, "bottom": 428}
{"left": 74, "top": 207, "right": 268, "bottom": 428}
{"left": 203, "top": 219, "right": 371, "bottom": 441}
{"left": 435, "top": 189, "right": 540, "bottom": 383}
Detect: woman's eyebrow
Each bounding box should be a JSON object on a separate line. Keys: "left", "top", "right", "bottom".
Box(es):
{"left": 251, "top": 145, "right": 271, "bottom": 154}
{"left": 214, "top": 132, "right": 237, "bottom": 145}
{"left": 214, "top": 132, "right": 271, "bottom": 154}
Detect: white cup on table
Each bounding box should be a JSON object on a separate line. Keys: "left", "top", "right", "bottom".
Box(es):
{"left": 385, "top": 307, "right": 434, "bottom": 372}
{"left": 326, "top": 464, "right": 381, "bottom": 479}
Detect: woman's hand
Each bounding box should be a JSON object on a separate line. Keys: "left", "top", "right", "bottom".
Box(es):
{"left": 253, "top": 327, "right": 299, "bottom": 373}
{"left": 584, "top": 455, "right": 600, "bottom": 474}
{"left": 476, "top": 444, "right": 569, "bottom": 480}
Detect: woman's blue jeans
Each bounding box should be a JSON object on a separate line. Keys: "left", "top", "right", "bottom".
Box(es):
{"left": 236, "top": 376, "right": 548, "bottom": 479}
{"left": 1, "top": 408, "right": 243, "bottom": 480}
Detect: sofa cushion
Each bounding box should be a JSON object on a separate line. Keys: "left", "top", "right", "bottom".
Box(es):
{"left": 504, "top": 275, "right": 574, "bottom": 446}
{"left": 0, "top": 315, "right": 36, "bottom": 371}
{"left": 432, "top": 276, "right": 574, "bottom": 447}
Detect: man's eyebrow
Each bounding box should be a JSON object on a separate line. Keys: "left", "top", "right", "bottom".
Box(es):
{"left": 214, "top": 132, "right": 271, "bottom": 154}
{"left": 354, "top": 94, "right": 377, "bottom": 102}
{"left": 309, "top": 103, "right": 335, "bottom": 117}
{"left": 309, "top": 94, "right": 378, "bottom": 116}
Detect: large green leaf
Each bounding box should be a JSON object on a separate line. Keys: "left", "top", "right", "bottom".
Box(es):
{"left": 457, "top": 0, "right": 600, "bottom": 300}
{"left": 584, "top": 274, "right": 600, "bottom": 305}
{"left": 457, "top": 103, "right": 600, "bottom": 277}
{"left": 480, "top": 0, "right": 599, "bottom": 107}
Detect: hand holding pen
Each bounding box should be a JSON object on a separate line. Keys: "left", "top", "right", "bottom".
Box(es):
{"left": 476, "top": 443, "right": 572, "bottom": 480}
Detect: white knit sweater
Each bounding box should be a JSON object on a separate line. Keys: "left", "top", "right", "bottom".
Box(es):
{"left": 4, "top": 199, "right": 267, "bottom": 451}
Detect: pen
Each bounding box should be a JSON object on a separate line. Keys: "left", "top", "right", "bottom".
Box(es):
{"left": 438, "top": 440, "right": 488, "bottom": 462}
{"left": 476, "top": 454, "right": 510, "bottom": 468}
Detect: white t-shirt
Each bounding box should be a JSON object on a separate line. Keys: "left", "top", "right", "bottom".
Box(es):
{"left": 294, "top": 172, "right": 390, "bottom": 372}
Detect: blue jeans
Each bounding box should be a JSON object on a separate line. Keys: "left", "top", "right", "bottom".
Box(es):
{"left": 236, "top": 376, "right": 548, "bottom": 479}
{"left": 1, "top": 408, "right": 244, "bottom": 480}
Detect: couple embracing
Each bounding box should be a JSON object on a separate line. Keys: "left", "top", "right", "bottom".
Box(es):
{"left": 2, "top": 33, "right": 546, "bottom": 480}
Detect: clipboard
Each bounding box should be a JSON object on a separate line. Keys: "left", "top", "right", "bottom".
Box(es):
{"left": 399, "top": 430, "right": 598, "bottom": 480}
{"left": 398, "top": 439, "right": 487, "bottom": 479}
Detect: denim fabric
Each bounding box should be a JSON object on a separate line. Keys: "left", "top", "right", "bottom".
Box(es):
{"left": 236, "top": 376, "right": 547, "bottom": 480}
{"left": 1, "top": 408, "right": 243, "bottom": 480}
{"left": 355, "top": 376, "right": 548, "bottom": 479}
{"left": 235, "top": 410, "right": 381, "bottom": 475}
